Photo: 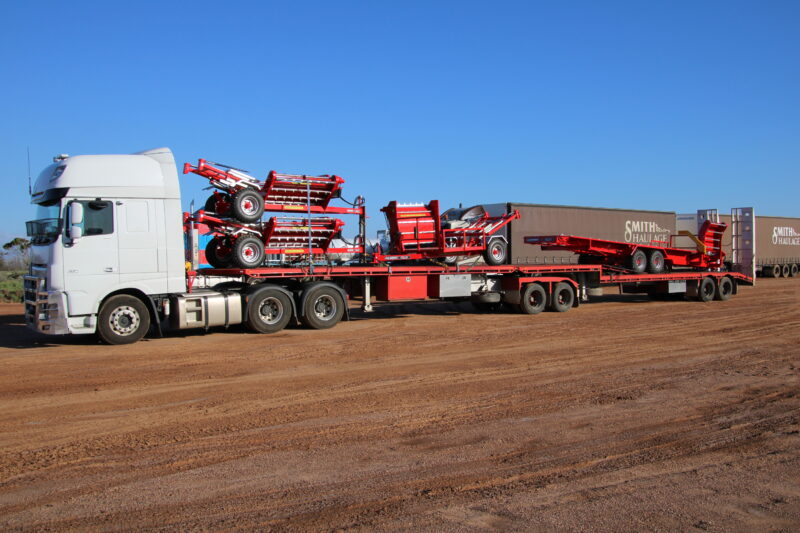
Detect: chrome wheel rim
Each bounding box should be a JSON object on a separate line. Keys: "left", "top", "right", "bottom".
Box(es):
{"left": 313, "top": 295, "right": 337, "bottom": 321}
{"left": 258, "top": 297, "right": 283, "bottom": 325}
{"left": 109, "top": 306, "right": 140, "bottom": 336}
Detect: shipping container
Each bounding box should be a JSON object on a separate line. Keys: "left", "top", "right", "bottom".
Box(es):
{"left": 478, "top": 203, "right": 676, "bottom": 265}
{"left": 678, "top": 212, "right": 800, "bottom": 277}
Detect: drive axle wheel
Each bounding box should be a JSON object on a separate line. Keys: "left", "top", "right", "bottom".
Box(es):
{"left": 246, "top": 288, "right": 292, "bottom": 333}
{"left": 301, "top": 285, "right": 345, "bottom": 329}
{"left": 97, "top": 295, "right": 150, "bottom": 345}
{"left": 791, "top": 264, "right": 799, "bottom": 277}
{"left": 231, "top": 189, "right": 264, "bottom": 223}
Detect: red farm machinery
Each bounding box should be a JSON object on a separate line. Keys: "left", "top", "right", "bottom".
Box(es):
{"left": 525, "top": 217, "right": 728, "bottom": 273}
{"left": 374, "top": 200, "right": 520, "bottom": 265}
{"left": 183, "top": 159, "right": 365, "bottom": 268}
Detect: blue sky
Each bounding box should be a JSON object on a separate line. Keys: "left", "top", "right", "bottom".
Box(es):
{"left": 1, "top": 0, "right": 798, "bottom": 242}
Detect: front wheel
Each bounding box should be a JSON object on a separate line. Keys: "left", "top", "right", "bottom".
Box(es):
{"left": 97, "top": 295, "right": 150, "bottom": 345}
{"left": 301, "top": 285, "right": 345, "bottom": 329}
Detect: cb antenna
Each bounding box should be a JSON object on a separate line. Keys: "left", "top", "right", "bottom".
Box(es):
{"left": 27, "top": 146, "right": 32, "bottom": 196}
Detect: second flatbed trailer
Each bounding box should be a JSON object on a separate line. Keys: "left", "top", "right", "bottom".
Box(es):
{"left": 178, "top": 263, "right": 752, "bottom": 336}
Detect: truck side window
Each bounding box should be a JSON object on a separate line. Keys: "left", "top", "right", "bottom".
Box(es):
{"left": 72, "top": 200, "right": 114, "bottom": 236}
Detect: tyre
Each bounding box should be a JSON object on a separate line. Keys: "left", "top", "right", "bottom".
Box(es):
{"left": 782, "top": 264, "right": 791, "bottom": 278}
{"left": 772, "top": 264, "right": 782, "bottom": 278}
{"left": 483, "top": 239, "right": 507, "bottom": 266}
{"left": 232, "top": 236, "right": 265, "bottom": 268}
{"left": 97, "top": 295, "right": 150, "bottom": 345}
{"left": 204, "top": 193, "right": 231, "bottom": 216}
{"left": 647, "top": 250, "right": 665, "bottom": 274}
{"left": 231, "top": 189, "right": 264, "bottom": 223}
{"left": 205, "top": 236, "right": 233, "bottom": 268}
{"left": 715, "top": 276, "right": 734, "bottom": 301}
{"left": 549, "top": 282, "right": 574, "bottom": 312}
{"left": 518, "top": 283, "right": 547, "bottom": 315}
{"left": 791, "top": 264, "right": 799, "bottom": 278}
{"left": 301, "top": 285, "right": 345, "bottom": 329}
{"left": 628, "top": 249, "right": 647, "bottom": 273}
{"left": 246, "top": 287, "right": 292, "bottom": 333}
{"left": 698, "top": 277, "right": 716, "bottom": 302}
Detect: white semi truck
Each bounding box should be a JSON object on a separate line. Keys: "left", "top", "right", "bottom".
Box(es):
{"left": 24, "top": 148, "right": 753, "bottom": 345}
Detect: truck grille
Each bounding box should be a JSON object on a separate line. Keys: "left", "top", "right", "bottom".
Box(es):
{"left": 23, "top": 274, "right": 47, "bottom": 327}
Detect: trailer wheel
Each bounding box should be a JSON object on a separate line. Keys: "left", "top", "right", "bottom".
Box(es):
{"left": 231, "top": 189, "right": 264, "bottom": 223}
{"left": 301, "top": 286, "right": 345, "bottom": 329}
{"left": 772, "top": 264, "right": 782, "bottom": 278}
{"left": 549, "top": 282, "right": 574, "bottom": 312}
{"left": 698, "top": 277, "right": 716, "bottom": 302}
{"left": 204, "top": 193, "right": 231, "bottom": 216}
{"left": 715, "top": 276, "right": 734, "bottom": 301}
{"left": 246, "top": 288, "right": 292, "bottom": 333}
{"left": 782, "top": 264, "right": 791, "bottom": 278}
{"left": 232, "top": 236, "right": 265, "bottom": 269}
{"left": 628, "top": 249, "right": 647, "bottom": 273}
{"left": 647, "top": 250, "right": 665, "bottom": 274}
{"left": 205, "top": 237, "right": 233, "bottom": 268}
{"left": 519, "top": 283, "right": 547, "bottom": 315}
{"left": 97, "top": 295, "right": 150, "bottom": 345}
{"left": 483, "top": 239, "right": 507, "bottom": 266}
{"left": 791, "top": 264, "right": 799, "bottom": 277}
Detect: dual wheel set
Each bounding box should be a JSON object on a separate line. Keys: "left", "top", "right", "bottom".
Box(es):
{"left": 473, "top": 281, "right": 576, "bottom": 315}
{"left": 766, "top": 263, "right": 799, "bottom": 278}
{"left": 243, "top": 283, "right": 346, "bottom": 334}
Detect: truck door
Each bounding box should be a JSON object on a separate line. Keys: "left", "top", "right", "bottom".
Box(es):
{"left": 117, "top": 199, "right": 159, "bottom": 278}
{"left": 63, "top": 199, "right": 119, "bottom": 316}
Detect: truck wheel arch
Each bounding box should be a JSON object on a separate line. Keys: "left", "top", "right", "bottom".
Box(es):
{"left": 97, "top": 289, "right": 161, "bottom": 341}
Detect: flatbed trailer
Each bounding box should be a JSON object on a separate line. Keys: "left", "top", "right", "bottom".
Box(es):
{"left": 173, "top": 263, "right": 752, "bottom": 338}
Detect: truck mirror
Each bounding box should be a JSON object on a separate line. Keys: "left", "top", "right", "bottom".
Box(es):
{"left": 69, "top": 202, "right": 84, "bottom": 241}
{"left": 70, "top": 201, "right": 84, "bottom": 225}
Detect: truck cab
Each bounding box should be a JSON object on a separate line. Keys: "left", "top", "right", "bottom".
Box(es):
{"left": 25, "top": 148, "right": 187, "bottom": 340}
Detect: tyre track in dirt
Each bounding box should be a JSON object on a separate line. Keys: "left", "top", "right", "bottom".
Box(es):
{"left": 0, "top": 280, "right": 798, "bottom": 531}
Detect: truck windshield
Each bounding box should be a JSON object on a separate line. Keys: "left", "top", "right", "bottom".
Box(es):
{"left": 26, "top": 202, "right": 62, "bottom": 245}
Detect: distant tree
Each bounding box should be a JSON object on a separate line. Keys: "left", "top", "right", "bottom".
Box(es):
{"left": 2, "top": 237, "right": 31, "bottom": 270}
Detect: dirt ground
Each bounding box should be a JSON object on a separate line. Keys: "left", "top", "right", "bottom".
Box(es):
{"left": 0, "top": 279, "right": 798, "bottom": 532}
